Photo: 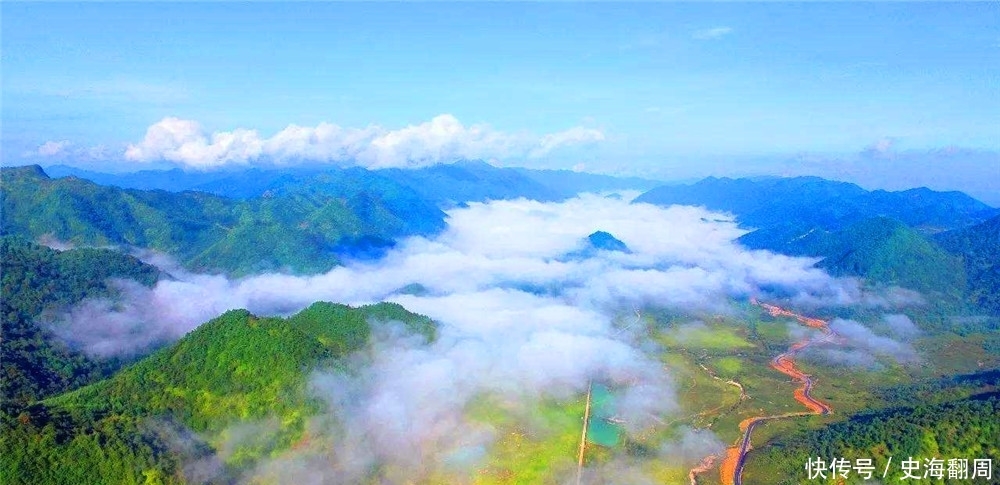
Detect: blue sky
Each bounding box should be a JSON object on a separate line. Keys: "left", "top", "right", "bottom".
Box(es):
{"left": 2, "top": 2, "right": 998, "bottom": 184}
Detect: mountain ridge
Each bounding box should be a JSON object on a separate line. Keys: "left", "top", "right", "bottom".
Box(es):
{"left": 0, "top": 165, "right": 447, "bottom": 276}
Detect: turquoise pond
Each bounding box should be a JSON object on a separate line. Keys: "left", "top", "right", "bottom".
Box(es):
{"left": 586, "top": 383, "right": 622, "bottom": 448}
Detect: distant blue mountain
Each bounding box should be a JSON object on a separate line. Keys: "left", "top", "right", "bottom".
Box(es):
{"left": 587, "top": 231, "right": 631, "bottom": 253}
{"left": 45, "top": 165, "right": 235, "bottom": 192}
{"left": 44, "top": 160, "right": 663, "bottom": 207}
{"left": 561, "top": 230, "right": 631, "bottom": 261}
{"left": 378, "top": 160, "right": 562, "bottom": 204}
{"left": 510, "top": 167, "right": 662, "bottom": 195}
{"left": 635, "top": 176, "right": 998, "bottom": 236}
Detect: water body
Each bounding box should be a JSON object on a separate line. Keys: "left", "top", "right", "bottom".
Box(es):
{"left": 586, "top": 383, "right": 622, "bottom": 448}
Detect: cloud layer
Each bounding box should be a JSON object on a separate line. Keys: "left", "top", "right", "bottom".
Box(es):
{"left": 44, "top": 195, "right": 919, "bottom": 482}
{"left": 796, "top": 314, "right": 921, "bottom": 370}
{"left": 122, "top": 115, "right": 605, "bottom": 170}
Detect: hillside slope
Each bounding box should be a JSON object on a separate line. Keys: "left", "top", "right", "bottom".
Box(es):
{"left": 1, "top": 302, "right": 435, "bottom": 484}
{"left": 0, "top": 165, "right": 447, "bottom": 275}
{"left": 636, "top": 176, "right": 995, "bottom": 307}
{"left": 46, "top": 161, "right": 663, "bottom": 206}
{"left": 812, "top": 217, "right": 967, "bottom": 300}
{"left": 935, "top": 215, "right": 1000, "bottom": 314}
{"left": 0, "top": 236, "right": 162, "bottom": 410}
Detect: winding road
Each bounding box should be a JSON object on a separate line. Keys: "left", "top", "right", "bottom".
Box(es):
{"left": 716, "top": 299, "right": 837, "bottom": 485}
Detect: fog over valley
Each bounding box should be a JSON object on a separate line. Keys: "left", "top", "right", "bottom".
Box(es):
{"left": 32, "top": 194, "right": 939, "bottom": 483}
{"left": 4, "top": 3, "right": 998, "bottom": 483}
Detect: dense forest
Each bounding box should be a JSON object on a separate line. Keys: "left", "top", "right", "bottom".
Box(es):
{"left": 935, "top": 215, "right": 1000, "bottom": 314}
{"left": 636, "top": 176, "right": 1000, "bottom": 315}
{"left": 1, "top": 302, "right": 436, "bottom": 485}
{"left": 0, "top": 165, "right": 446, "bottom": 275}
{"left": 747, "top": 391, "right": 1000, "bottom": 484}
{"left": 1, "top": 236, "right": 161, "bottom": 411}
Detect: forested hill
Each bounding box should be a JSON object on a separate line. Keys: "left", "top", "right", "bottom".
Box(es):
{"left": 0, "top": 302, "right": 435, "bottom": 485}
{"left": 0, "top": 165, "right": 447, "bottom": 275}
{"left": 45, "top": 160, "right": 663, "bottom": 205}
{"left": 741, "top": 217, "right": 968, "bottom": 304}
{"left": 635, "top": 176, "right": 999, "bottom": 313}
{"left": 0, "top": 236, "right": 162, "bottom": 410}
{"left": 746, "top": 392, "right": 1000, "bottom": 484}
{"left": 935, "top": 215, "right": 1000, "bottom": 314}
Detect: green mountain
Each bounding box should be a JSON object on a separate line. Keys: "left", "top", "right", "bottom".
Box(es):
{"left": 741, "top": 217, "right": 967, "bottom": 295}
{"left": 635, "top": 176, "right": 996, "bottom": 306}
{"left": 810, "top": 218, "right": 967, "bottom": 301}
{"left": 747, "top": 392, "right": 1000, "bottom": 484}
{"left": 586, "top": 231, "right": 630, "bottom": 253}
{"left": 1, "top": 301, "right": 435, "bottom": 485}
{"left": 1, "top": 236, "right": 162, "bottom": 410}
{"left": 0, "top": 165, "right": 447, "bottom": 275}
{"left": 935, "top": 215, "right": 1000, "bottom": 314}
{"left": 46, "top": 161, "right": 664, "bottom": 207}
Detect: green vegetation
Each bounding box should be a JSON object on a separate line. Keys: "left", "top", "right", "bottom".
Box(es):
{"left": 935, "top": 214, "right": 1000, "bottom": 314}
{"left": 0, "top": 165, "right": 447, "bottom": 276}
{"left": 0, "top": 301, "right": 435, "bottom": 485}
{"left": 472, "top": 397, "right": 583, "bottom": 484}
{"left": 650, "top": 302, "right": 999, "bottom": 485}
{"left": 746, "top": 392, "right": 1000, "bottom": 484}
{"left": 1, "top": 236, "right": 161, "bottom": 410}
{"left": 637, "top": 176, "right": 1000, "bottom": 314}
{"left": 712, "top": 356, "right": 743, "bottom": 377}
{"left": 658, "top": 322, "right": 754, "bottom": 350}
{"left": 740, "top": 217, "right": 969, "bottom": 306}
{"left": 815, "top": 217, "right": 967, "bottom": 302}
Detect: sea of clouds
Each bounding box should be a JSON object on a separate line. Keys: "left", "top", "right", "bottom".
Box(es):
{"left": 44, "top": 194, "right": 921, "bottom": 483}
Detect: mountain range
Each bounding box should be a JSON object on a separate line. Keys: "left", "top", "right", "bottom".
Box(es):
{"left": 2, "top": 162, "right": 999, "bottom": 484}
{"left": 634, "top": 175, "right": 998, "bottom": 314}
{"left": 44, "top": 160, "right": 662, "bottom": 205}
{"left": 0, "top": 236, "right": 162, "bottom": 410}
{"left": 1, "top": 165, "right": 446, "bottom": 275}
{"left": 2, "top": 300, "right": 435, "bottom": 485}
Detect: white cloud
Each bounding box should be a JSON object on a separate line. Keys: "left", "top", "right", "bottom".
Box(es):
{"left": 693, "top": 27, "right": 734, "bottom": 40}
{"left": 124, "top": 117, "right": 264, "bottom": 169}
{"left": 861, "top": 136, "right": 898, "bottom": 159}
{"left": 36, "top": 140, "right": 71, "bottom": 157}
{"left": 828, "top": 318, "right": 920, "bottom": 365}
{"left": 124, "top": 114, "right": 605, "bottom": 170}
{"left": 50, "top": 196, "right": 913, "bottom": 357}
{"left": 47, "top": 196, "right": 920, "bottom": 482}
{"left": 529, "top": 126, "right": 605, "bottom": 158}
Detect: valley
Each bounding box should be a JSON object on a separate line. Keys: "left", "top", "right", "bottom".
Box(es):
{"left": 1, "top": 166, "right": 998, "bottom": 484}
{"left": 4, "top": 5, "right": 999, "bottom": 483}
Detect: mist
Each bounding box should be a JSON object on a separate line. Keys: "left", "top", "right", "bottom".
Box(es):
{"left": 42, "top": 194, "right": 923, "bottom": 482}
{"left": 797, "top": 316, "right": 921, "bottom": 370}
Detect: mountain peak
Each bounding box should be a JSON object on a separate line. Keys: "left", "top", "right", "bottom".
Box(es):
{"left": 587, "top": 230, "right": 631, "bottom": 253}
{"left": 1, "top": 164, "right": 50, "bottom": 181}
{"left": 451, "top": 159, "right": 497, "bottom": 170}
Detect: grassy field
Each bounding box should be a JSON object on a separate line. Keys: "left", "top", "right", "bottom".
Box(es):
{"left": 331, "top": 304, "right": 1000, "bottom": 485}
